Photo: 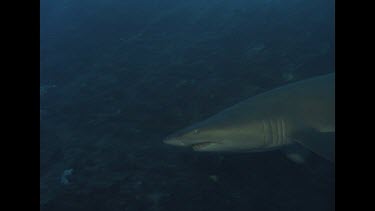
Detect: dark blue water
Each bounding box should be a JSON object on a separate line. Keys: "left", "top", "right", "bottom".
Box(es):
{"left": 40, "top": 0, "right": 335, "bottom": 210}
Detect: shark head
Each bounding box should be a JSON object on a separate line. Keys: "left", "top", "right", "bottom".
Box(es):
{"left": 163, "top": 118, "right": 268, "bottom": 152}
{"left": 164, "top": 74, "right": 335, "bottom": 160}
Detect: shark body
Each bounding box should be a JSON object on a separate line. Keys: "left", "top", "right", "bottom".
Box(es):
{"left": 164, "top": 73, "right": 335, "bottom": 163}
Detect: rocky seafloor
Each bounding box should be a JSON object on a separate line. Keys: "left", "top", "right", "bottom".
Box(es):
{"left": 40, "top": 0, "right": 335, "bottom": 210}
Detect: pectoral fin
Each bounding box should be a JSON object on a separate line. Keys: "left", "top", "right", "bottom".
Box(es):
{"left": 292, "top": 130, "right": 335, "bottom": 163}
{"left": 285, "top": 153, "right": 305, "bottom": 164}
{"left": 282, "top": 143, "right": 312, "bottom": 164}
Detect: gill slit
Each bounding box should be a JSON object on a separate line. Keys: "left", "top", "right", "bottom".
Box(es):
{"left": 271, "top": 119, "right": 277, "bottom": 146}
{"left": 277, "top": 119, "right": 282, "bottom": 145}
{"left": 281, "top": 118, "right": 286, "bottom": 145}
{"left": 265, "top": 118, "right": 287, "bottom": 146}
{"left": 262, "top": 120, "right": 268, "bottom": 146}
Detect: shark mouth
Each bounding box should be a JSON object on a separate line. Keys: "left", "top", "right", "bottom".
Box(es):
{"left": 191, "top": 142, "right": 214, "bottom": 150}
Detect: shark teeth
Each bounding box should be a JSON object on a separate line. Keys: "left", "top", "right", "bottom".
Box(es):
{"left": 191, "top": 142, "right": 213, "bottom": 150}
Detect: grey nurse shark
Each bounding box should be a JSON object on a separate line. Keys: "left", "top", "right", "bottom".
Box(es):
{"left": 164, "top": 73, "right": 335, "bottom": 163}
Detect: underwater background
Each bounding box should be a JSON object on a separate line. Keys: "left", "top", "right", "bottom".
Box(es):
{"left": 40, "top": 0, "right": 335, "bottom": 210}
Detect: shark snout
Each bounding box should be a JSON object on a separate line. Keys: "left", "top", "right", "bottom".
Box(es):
{"left": 164, "top": 137, "right": 219, "bottom": 151}
{"left": 163, "top": 138, "right": 186, "bottom": 146}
